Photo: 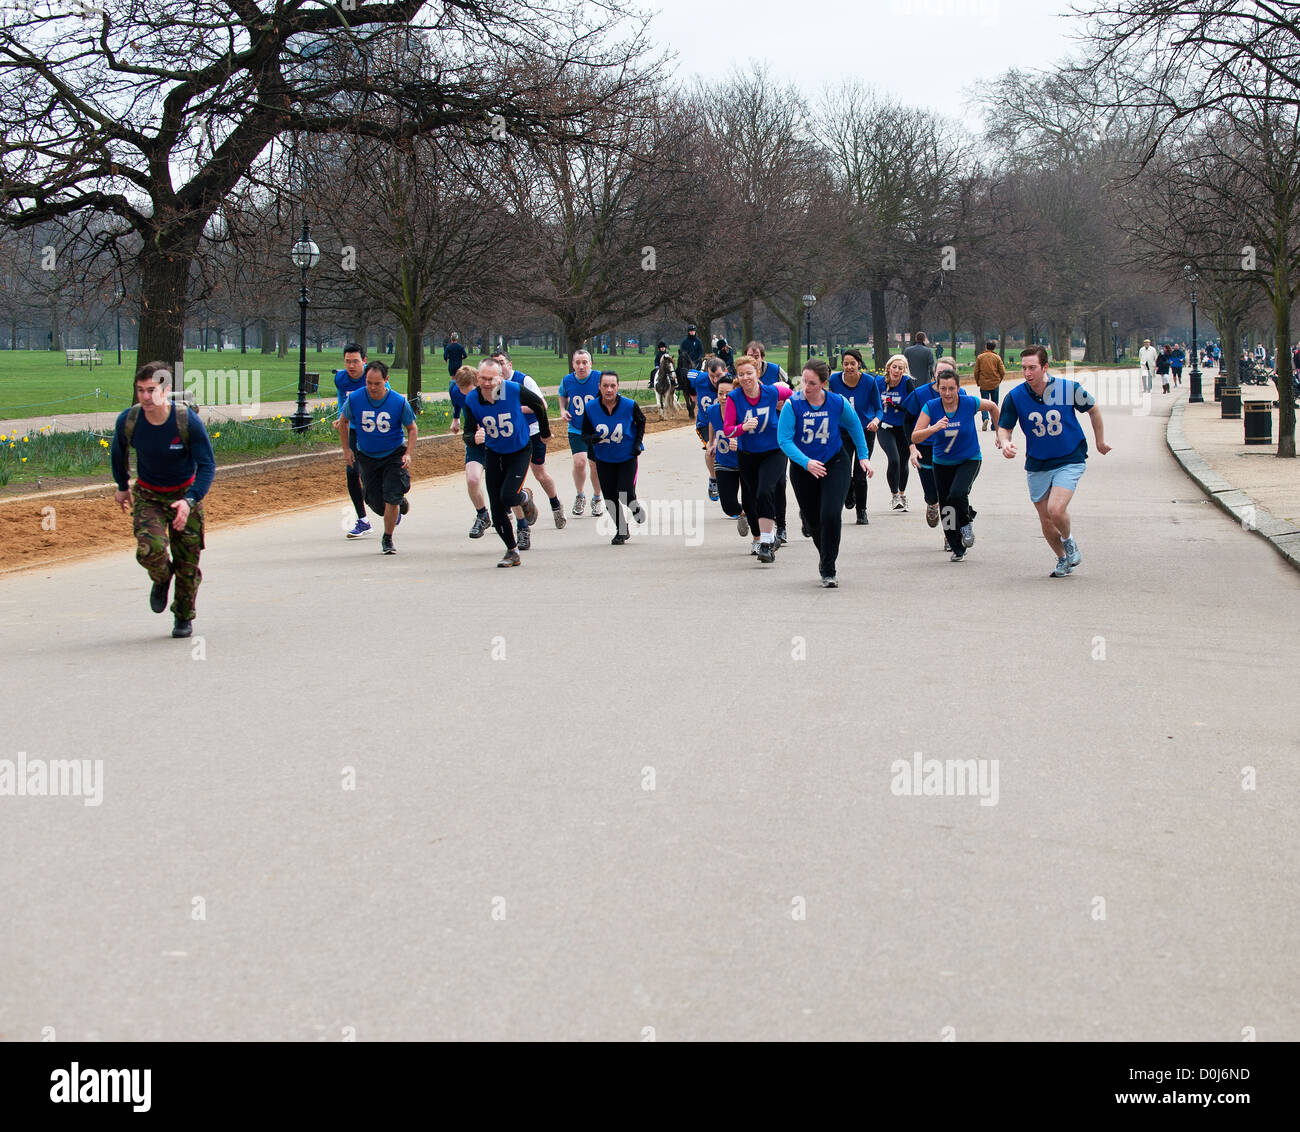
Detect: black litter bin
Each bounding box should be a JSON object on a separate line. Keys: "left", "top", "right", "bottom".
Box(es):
{"left": 1221, "top": 386, "right": 1242, "bottom": 420}
{"left": 1243, "top": 400, "right": 1271, "bottom": 444}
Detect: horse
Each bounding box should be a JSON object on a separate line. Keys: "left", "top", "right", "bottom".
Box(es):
{"left": 675, "top": 349, "right": 697, "bottom": 417}
{"left": 654, "top": 353, "right": 678, "bottom": 418}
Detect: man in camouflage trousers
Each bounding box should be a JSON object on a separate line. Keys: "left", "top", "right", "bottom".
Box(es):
{"left": 110, "top": 363, "right": 216, "bottom": 638}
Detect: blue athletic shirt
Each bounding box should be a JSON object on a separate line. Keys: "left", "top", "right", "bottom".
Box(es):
{"left": 705, "top": 402, "right": 738, "bottom": 470}
{"left": 829, "top": 370, "right": 883, "bottom": 433}
{"left": 583, "top": 394, "right": 637, "bottom": 462}
{"left": 692, "top": 371, "right": 719, "bottom": 428}
{"left": 335, "top": 368, "right": 365, "bottom": 414}
{"left": 902, "top": 380, "right": 942, "bottom": 456}
{"left": 922, "top": 391, "right": 982, "bottom": 465}
{"left": 343, "top": 387, "right": 415, "bottom": 457}
{"left": 760, "top": 361, "right": 783, "bottom": 386}
{"left": 728, "top": 383, "right": 783, "bottom": 453}
{"left": 559, "top": 371, "right": 602, "bottom": 434}
{"left": 876, "top": 373, "right": 910, "bottom": 427}
{"left": 465, "top": 380, "right": 531, "bottom": 455}
{"left": 998, "top": 376, "right": 1094, "bottom": 470}
{"left": 778, "top": 391, "right": 870, "bottom": 469}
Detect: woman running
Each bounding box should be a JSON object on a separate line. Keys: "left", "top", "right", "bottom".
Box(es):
{"left": 829, "top": 348, "right": 882, "bottom": 525}
{"left": 580, "top": 370, "right": 647, "bottom": 545}
{"left": 779, "top": 359, "right": 872, "bottom": 587}
{"left": 874, "top": 354, "right": 912, "bottom": 512}
{"left": 462, "top": 358, "right": 551, "bottom": 567}
{"left": 705, "top": 375, "right": 751, "bottom": 541}
{"left": 911, "top": 369, "right": 999, "bottom": 562}
{"left": 902, "top": 359, "right": 948, "bottom": 545}
{"left": 724, "top": 355, "right": 791, "bottom": 563}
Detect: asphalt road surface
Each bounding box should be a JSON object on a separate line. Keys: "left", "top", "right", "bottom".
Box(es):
{"left": 2, "top": 386, "right": 1296, "bottom": 1041}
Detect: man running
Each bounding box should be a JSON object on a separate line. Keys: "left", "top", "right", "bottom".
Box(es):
{"left": 462, "top": 358, "right": 551, "bottom": 567}
{"left": 581, "top": 370, "right": 647, "bottom": 544}
{"left": 558, "top": 348, "right": 605, "bottom": 518}
{"left": 493, "top": 347, "right": 567, "bottom": 536}
{"left": 111, "top": 362, "right": 216, "bottom": 638}
{"left": 693, "top": 357, "right": 727, "bottom": 502}
{"left": 997, "top": 345, "right": 1112, "bottom": 577}
{"left": 335, "top": 343, "right": 370, "bottom": 538}
{"left": 339, "top": 359, "right": 416, "bottom": 555}
{"left": 449, "top": 365, "right": 492, "bottom": 538}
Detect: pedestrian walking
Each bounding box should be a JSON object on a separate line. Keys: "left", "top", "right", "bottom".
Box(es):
{"left": 339, "top": 359, "right": 415, "bottom": 556}
{"left": 110, "top": 362, "right": 216, "bottom": 638}
{"left": 997, "top": 345, "right": 1112, "bottom": 578}
{"left": 974, "top": 340, "right": 1006, "bottom": 429}
{"left": 1156, "top": 345, "right": 1172, "bottom": 394}
{"left": 904, "top": 331, "right": 937, "bottom": 385}
{"left": 443, "top": 332, "right": 466, "bottom": 377}
{"left": 779, "top": 358, "right": 873, "bottom": 587}
{"left": 1138, "top": 339, "right": 1157, "bottom": 394}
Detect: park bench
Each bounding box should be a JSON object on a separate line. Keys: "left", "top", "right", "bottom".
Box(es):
{"left": 64, "top": 348, "right": 103, "bottom": 366}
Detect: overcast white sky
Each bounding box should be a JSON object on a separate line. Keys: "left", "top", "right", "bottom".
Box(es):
{"left": 645, "top": 0, "right": 1085, "bottom": 132}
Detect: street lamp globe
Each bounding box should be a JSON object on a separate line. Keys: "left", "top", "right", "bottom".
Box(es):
{"left": 802, "top": 293, "right": 817, "bottom": 307}
{"left": 291, "top": 237, "right": 320, "bottom": 270}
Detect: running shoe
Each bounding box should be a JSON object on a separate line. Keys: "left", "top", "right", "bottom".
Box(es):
{"left": 757, "top": 541, "right": 776, "bottom": 564}
{"left": 890, "top": 493, "right": 901, "bottom": 510}
{"left": 1063, "top": 536, "right": 1081, "bottom": 567}
{"left": 611, "top": 533, "right": 628, "bottom": 545}
{"left": 631, "top": 501, "right": 647, "bottom": 524}
{"left": 960, "top": 523, "right": 975, "bottom": 547}
{"left": 844, "top": 493, "right": 856, "bottom": 512}
{"left": 468, "top": 512, "right": 490, "bottom": 538}
{"left": 950, "top": 550, "right": 966, "bottom": 562}
{"left": 149, "top": 570, "right": 172, "bottom": 614}
{"left": 801, "top": 517, "right": 812, "bottom": 538}
{"left": 751, "top": 540, "right": 761, "bottom": 556}
{"left": 856, "top": 508, "right": 868, "bottom": 525}
{"left": 572, "top": 492, "right": 586, "bottom": 516}
{"left": 820, "top": 575, "right": 839, "bottom": 588}
{"left": 516, "top": 523, "right": 531, "bottom": 551}
{"left": 346, "top": 518, "right": 371, "bottom": 539}
{"left": 551, "top": 503, "right": 567, "bottom": 529}
{"left": 736, "top": 513, "right": 750, "bottom": 537}
{"left": 498, "top": 549, "right": 521, "bottom": 567}
{"left": 925, "top": 502, "right": 939, "bottom": 527}
{"left": 708, "top": 479, "right": 719, "bottom": 502}
{"left": 1050, "top": 556, "right": 1073, "bottom": 577}
{"left": 591, "top": 495, "right": 605, "bottom": 516}
{"left": 982, "top": 419, "right": 989, "bottom": 431}
{"left": 520, "top": 489, "right": 538, "bottom": 525}
{"left": 776, "top": 527, "right": 788, "bottom": 545}
{"left": 399, "top": 496, "right": 410, "bottom": 515}
{"left": 381, "top": 534, "right": 396, "bottom": 555}
{"left": 898, "top": 494, "right": 909, "bottom": 512}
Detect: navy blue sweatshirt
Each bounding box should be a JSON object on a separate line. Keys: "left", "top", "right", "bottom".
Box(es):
{"left": 110, "top": 405, "right": 216, "bottom": 503}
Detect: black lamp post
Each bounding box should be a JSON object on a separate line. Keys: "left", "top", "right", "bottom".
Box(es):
{"left": 1185, "top": 265, "right": 1204, "bottom": 403}
{"left": 802, "top": 292, "right": 816, "bottom": 361}
{"left": 290, "top": 220, "right": 320, "bottom": 433}
{"left": 1111, "top": 320, "right": 1120, "bottom": 364}
{"left": 114, "top": 276, "right": 124, "bottom": 366}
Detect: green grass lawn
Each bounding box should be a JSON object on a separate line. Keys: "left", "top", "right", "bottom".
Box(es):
{"left": 0, "top": 389, "right": 668, "bottom": 487}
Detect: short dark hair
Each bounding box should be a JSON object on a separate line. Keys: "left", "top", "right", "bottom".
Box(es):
{"left": 913, "top": 331, "right": 927, "bottom": 344}
{"left": 1020, "top": 345, "right": 1049, "bottom": 366}
{"left": 134, "top": 361, "right": 171, "bottom": 385}
{"left": 364, "top": 359, "right": 389, "bottom": 379}
{"left": 842, "top": 348, "right": 865, "bottom": 368}
{"left": 601, "top": 370, "right": 619, "bottom": 381}
{"left": 985, "top": 340, "right": 997, "bottom": 352}
{"left": 344, "top": 342, "right": 366, "bottom": 358}
{"left": 937, "top": 369, "right": 960, "bottom": 386}
{"left": 803, "top": 358, "right": 831, "bottom": 383}
{"left": 491, "top": 346, "right": 511, "bottom": 361}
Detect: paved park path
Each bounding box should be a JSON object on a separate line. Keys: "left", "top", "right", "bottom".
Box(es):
{"left": 1, "top": 377, "right": 1296, "bottom": 1041}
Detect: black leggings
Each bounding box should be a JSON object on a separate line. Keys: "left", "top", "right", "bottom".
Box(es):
{"left": 595, "top": 457, "right": 639, "bottom": 537}
{"left": 915, "top": 447, "right": 938, "bottom": 505}
{"left": 738, "top": 448, "right": 788, "bottom": 528}
{"left": 876, "top": 426, "right": 910, "bottom": 494}
{"left": 842, "top": 431, "right": 876, "bottom": 510}
{"left": 934, "top": 459, "right": 981, "bottom": 553}
{"left": 715, "top": 466, "right": 742, "bottom": 521}
{"left": 345, "top": 460, "right": 366, "bottom": 519}
{"left": 789, "top": 450, "right": 853, "bottom": 577}
{"left": 484, "top": 444, "right": 531, "bottom": 549}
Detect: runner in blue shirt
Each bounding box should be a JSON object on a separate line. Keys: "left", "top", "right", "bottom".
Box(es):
{"left": 449, "top": 365, "right": 492, "bottom": 539}
{"left": 829, "top": 348, "right": 882, "bottom": 525}
{"left": 692, "top": 358, "right": 726, "bottom": 503}
{"left": 912, "top": 370, "right": 1000, "bottom": 561}
{"left": 778, "top": 358, "right": 872, "bottom": 587}
{"left": 580, "top": 371, "right": 647, "bottom": 544}
{"left": 558, "top": 348, "right": 605, "bottom": 518}
{"left": 334, "top": 343, "right": 370, "bottom": 538}
{"left": 338, "top": 359, "right": 417, "bottom": 555}
{"left": 997, "top": 345, "right": 1112, "bottom": 577}
{"left": 742, "top": 341, "right": 790, "bottom": 544}
{"left": 705, "top": 374, "right": 751, "bottom": 541}
{"left": 874, "top": 354, "right": 913, "bottom": 511}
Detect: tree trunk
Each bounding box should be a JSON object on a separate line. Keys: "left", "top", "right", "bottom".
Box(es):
{"left": 563, "top": 322, "right": 592, "bottom": 370}
{"left": 998, "top": 325, "right": 1007, "bottom": 362}
{"left": 277, "top": 326, "right": 289, "bottom": 358}
{"left": 261, "top": 320, "right": 275, "bottom": 354}
{"left": 947, "top": 314, "right": 958, "bottom": 366}
{"left": 870, "top": 287, "right": 889, "bottom": 370}
{"left": 742, "top": 298, "right": 754, "bottom": 351}
{"left": 393, "top": 331, "right": 408, "bottom": 371}
{"left": 134, "top": 238, "right": 198, "bottom": 369}
{"left": 1272, "top": 285, "right": 1296, "bottom": 457}
{"left": 786, "top": 305, "right": 804, "bottom": 376}
{"left": 403, "top": 321, "right": 426, "bottom": 406}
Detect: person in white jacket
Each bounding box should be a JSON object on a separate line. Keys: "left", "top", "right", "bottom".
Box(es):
{"left": 1138, "top": 339, "right": 1158, "bottom": 394}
